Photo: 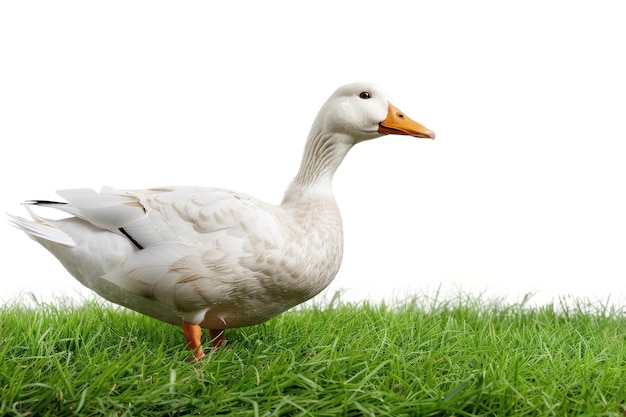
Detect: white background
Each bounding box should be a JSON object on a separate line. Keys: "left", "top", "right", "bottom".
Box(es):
{"left": 1, "top": 1, "right": 625, "bottom": 307}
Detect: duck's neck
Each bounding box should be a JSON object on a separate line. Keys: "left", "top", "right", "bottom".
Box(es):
{"left": 282, "top": 131, "right": 353, "bottom": 204}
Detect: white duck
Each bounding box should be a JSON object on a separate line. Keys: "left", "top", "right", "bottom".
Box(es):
{"left": 9, "top": 82, "right": 434, "bottom": 358}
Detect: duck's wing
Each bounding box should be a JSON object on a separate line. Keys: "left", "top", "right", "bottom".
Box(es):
{"left": 35, "top": 185, "right": 279, "bottom": 249}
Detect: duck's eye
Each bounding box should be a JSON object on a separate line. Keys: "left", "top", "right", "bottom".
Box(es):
{"left": 359, "top": 91, "right": 371, "bottom": 99}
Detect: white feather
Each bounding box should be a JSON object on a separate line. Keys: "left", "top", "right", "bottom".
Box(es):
{"left": 7, "top": 206, "right": 76, "bottom": 247}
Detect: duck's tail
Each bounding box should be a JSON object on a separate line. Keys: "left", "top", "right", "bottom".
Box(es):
{"left": 7, "top": 205, "right": 76, "bottom": 247}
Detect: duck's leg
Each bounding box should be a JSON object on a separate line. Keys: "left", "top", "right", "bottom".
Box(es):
{"left": 209, "top": 329, "right": 226, "bottom": 349}
{"left": 182, "top": 321, "right": 205, "bottom": 359}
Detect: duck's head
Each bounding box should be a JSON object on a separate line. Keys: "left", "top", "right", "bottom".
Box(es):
{"left": 313, "top": 82, "right": 435, "bottom": 143}
{"left": 289, "top": 82, "right": 435, "bottom": 193}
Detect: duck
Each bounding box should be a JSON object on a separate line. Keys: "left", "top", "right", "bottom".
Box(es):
{"left": 8, "top": 82, "right": 434, "bottom": 359}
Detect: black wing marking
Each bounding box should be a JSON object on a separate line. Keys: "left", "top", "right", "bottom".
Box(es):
{"left": 119, "top": 227, "right": 144, "bottom": 250}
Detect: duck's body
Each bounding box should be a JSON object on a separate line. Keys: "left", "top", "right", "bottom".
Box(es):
{"left": 9, "top": 83, "right": 434, "bottom": 358}
{"left": 15, "top": 185, "right": 343, "bottom": 329}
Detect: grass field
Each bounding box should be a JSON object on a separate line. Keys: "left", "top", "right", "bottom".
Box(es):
{"left": 1, "top": 294, "right": 626, "bottom": 416}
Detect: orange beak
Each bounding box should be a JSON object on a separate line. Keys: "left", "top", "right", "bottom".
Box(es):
{"left": 378, "top": 102, "right": 435, "bottom": 139}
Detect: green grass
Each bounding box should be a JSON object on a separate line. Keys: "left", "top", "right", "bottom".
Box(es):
{"left": 1, "top": 294, "right": 626, "bottom": 417}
